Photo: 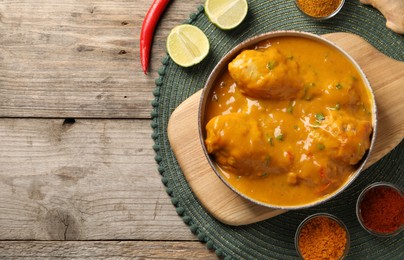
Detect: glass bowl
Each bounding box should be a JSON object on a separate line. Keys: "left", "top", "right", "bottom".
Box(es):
{"left": 294, "top": 0, "right": 345, "bottom": 20}
{"left": 295, "top": 213, "right": 350, "bottom": 259}
{"left": 356, "top": 182, "right": 404, "bottom": 237}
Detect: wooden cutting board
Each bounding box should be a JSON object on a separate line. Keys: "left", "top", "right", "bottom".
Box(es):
{"left": 167, "top": 32, "right": 404, "bottom": 226}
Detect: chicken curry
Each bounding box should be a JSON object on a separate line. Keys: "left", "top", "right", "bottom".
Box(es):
{"left": 204, "top": 36, "right": 374, "bottom": 207}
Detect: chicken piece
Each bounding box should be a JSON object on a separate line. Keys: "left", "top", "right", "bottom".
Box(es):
{"left": 205, "top": 113, "right": 291, "bottom": 177}
{"left": 333, "top": 119, "right": 372, "bottom": 165}
{"left": 312, "top": 111, "right": 373, "bottom": 165}
{"left": 228, "top": 47, "right": 303, "bottom": 100}
{"left": 296, "top": 154, "right": 353, "bottom": 195}
{"left": 360, "top": 0, "right": 404, "bottom": 34}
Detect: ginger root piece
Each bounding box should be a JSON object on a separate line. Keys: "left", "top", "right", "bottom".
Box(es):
{"left": 360, "top": 0, "right": 404, "bottom": 34}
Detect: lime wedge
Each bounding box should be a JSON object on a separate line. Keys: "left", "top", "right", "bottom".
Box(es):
{"left": 205, "top": 0, "right": 248, "bottom": 30}
{"left": 166, "top": 24, "right": 210, "bottom": 67}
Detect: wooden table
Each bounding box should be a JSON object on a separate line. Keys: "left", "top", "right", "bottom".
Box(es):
{"left": 0, "top": 0, "right": 217, "bottom": 258}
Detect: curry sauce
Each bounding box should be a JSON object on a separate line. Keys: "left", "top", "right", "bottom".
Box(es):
{"left": 204, "top": 36, "right": 374, "bottom": 206}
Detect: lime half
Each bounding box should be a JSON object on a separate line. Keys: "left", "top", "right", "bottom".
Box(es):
{"left": 205, "top": 0, "right": 248, "bottom": 30}
{"left": 166, "top": 24, "right": 210, "bottom": 68}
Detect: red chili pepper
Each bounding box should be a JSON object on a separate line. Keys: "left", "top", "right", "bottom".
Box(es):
{"left": 140, "top": 0, "right": 171, "bottom": 75}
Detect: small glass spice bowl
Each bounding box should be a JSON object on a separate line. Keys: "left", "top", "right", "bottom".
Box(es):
{"left": 295, "top": 213, "right": 350, "bottom": 259}
{"left": 356, "top": 182, "right": 404, "bottom": 237}
{"left": 294, "top": 0, "right": 345, "bottom": 20}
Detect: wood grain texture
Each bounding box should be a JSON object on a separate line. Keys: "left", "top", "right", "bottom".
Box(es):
{"left": 0, "top": 241, "right": 216, "bottom": 259}
{"left": 0, "top": 0, "right": 202, "bottom": 118}
{"left": 168, "top": 33, "right": 404, "bottom": 226}
{"left": 0, "top": 0, "right": 209, "bottom": 257}
{"left": 0, "top": 118, "right": 194, "bottom": 240}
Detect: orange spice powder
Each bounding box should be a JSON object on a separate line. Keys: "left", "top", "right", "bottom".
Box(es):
{"left": 297, "top": 0, "right": 342, "bottom": 17}
{"left": 298, "top": 216, "right": 347, "bottom": 259}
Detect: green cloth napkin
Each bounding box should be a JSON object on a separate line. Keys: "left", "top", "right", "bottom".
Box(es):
{"left": 151, "top": 0, "right": 404, "bottom": 259}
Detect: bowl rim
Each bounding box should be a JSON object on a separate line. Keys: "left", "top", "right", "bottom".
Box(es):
{"left": 294, "top": 0, "right": 346, "bottom": 20}
{"left": 198, "top": 30, "right": 378, "bottom": 210}
{"left": 294, "top": 213, "right": 350, "bottom": 259}
{"left": 356, "top": 181, "right": 404, "bottom": 237}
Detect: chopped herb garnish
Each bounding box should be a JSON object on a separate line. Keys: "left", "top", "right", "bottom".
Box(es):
{"left": 303, "top": 83, "right": 316, "bottom": 100}
{"left": 276, "top": 134, "right": 284, "bottom": 141}
{"left": 266, "top": 135, "right": 274, "bottom": 146}
{"left": 261, "top": 172, "right": 268, "bottom": 177}
{"left": 265, "top": 155, "right": 271, "bottom": 167}
{"left": 267, "top": 61, "right": 277, "bottom": 70}
{"left": 287, "top": 101, "right": 294, "bottom": 114}
{"left": 315, "top": 113, "right": 325, "bottom": 121}
{"left": 287, "top": 55, "right": 294, "bottom": 60}
{"left": 274, "top": 126, "right": 283, "bottom": 141}
{"left": 317, "top": 143, "right": 325, "bottom": 150}
{"left": 336, "top": 83, "right": 343, "bottom": 89}
{"left": 293, "top": 125, "right": 299, "bottom": 130}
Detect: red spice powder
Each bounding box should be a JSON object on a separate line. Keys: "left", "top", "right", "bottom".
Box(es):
{"left": 359, "top": 186, "right": 404, "bottom": 234}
